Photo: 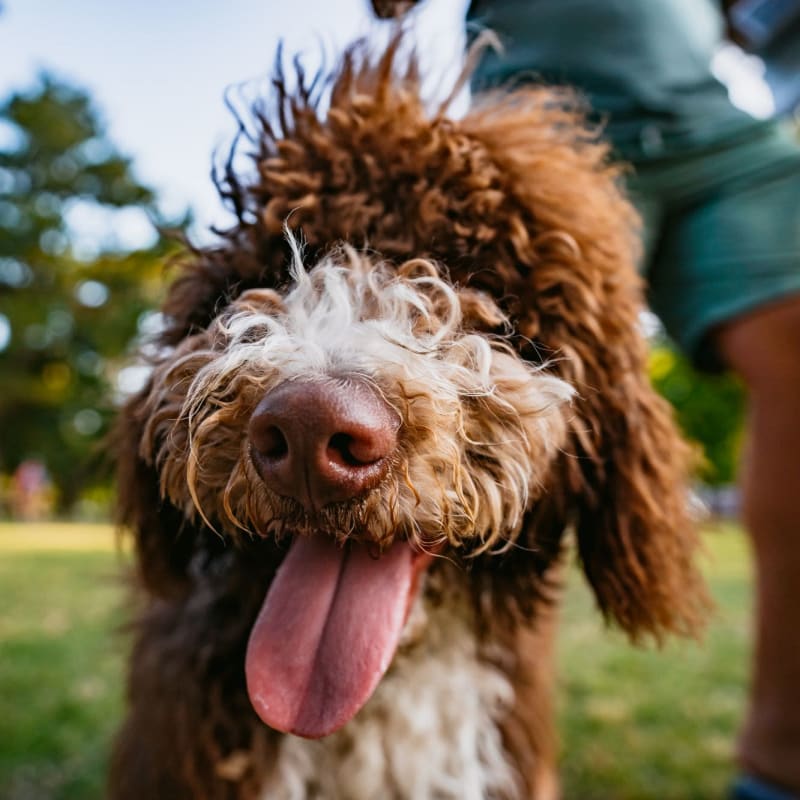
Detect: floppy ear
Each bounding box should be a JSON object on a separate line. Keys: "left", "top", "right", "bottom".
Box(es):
{"left": 459, "top": 90, "right": 709, "bottom": 640}
{"left": 566, "top": 349, "right": 708, "bottom": 640}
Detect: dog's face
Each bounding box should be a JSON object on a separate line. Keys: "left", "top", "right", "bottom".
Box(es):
{"left": 137, "top": 246, "right": 572, "bottom": 738}
{"left": 144, "top": 250, "right": 572, "bottom": 554}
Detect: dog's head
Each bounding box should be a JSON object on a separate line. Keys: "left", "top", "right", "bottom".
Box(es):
{"left": 117, "top": 40, "right": 707, "bottom": 740}
{"left": 133, "top": 243, "right": 571, "bottom": 737}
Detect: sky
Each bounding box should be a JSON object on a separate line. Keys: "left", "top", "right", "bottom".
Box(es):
{"left": 0, "top": 0, "right": 468, "bottom": 238}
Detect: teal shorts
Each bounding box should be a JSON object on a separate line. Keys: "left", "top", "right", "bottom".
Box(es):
{"left": 629, "top": 121, "right": 800, "bottom": 371}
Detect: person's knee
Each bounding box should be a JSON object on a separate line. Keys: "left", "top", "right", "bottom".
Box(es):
{"left": 714, "top": 294, "right": 800, "bottom": 391}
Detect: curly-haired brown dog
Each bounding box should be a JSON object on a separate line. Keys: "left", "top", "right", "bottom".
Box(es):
{"left": 111, "top": 39, "right": 708, "bottom": 800}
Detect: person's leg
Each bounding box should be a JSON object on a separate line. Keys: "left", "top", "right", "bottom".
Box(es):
{"left": 629, "top": 116, "right": 800, "bottom": 798}
{"left": 714, "top": 294, "right": 800, "bottom": 794}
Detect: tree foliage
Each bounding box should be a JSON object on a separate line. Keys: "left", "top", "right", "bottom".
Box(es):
{"left": 0, "top": 74, "right": 184, "bottom": 511}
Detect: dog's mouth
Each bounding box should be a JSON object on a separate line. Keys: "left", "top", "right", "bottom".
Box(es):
{"left": 245, "top": 534, "right": 433, "bottom": 739}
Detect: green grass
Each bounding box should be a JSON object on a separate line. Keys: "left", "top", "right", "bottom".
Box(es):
{"left": 0, "top": 522, "right": 752, "bottom": 799}
{"left": 558, "top": 526, "right": 752, "bottom": 799}
{"left": 0, "top": 524, "right": 128, "bottom": 800}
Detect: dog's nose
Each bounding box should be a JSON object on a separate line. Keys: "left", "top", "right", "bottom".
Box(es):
{"left": 249, "top": 379, "right": 400, "bottom": 509}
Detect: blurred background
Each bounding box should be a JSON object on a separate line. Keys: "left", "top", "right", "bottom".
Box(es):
{"left": 0, "top": 1, "right": 797, "bottom": 798}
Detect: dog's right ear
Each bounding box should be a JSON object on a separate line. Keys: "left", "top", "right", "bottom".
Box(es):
{"left": 459, "top": 88, "right": 710, "bottom": 642}
{"left": 114, "top": 389, "right": 197, "bottom": 597}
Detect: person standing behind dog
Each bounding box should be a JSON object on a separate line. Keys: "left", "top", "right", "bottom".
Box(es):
{"left": 369, "top": 1, "right": 800, "bottom": 797}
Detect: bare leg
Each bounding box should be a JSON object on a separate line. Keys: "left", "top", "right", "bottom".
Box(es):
{"left": 715, "top": 295, "right": 800, "bottom": 792}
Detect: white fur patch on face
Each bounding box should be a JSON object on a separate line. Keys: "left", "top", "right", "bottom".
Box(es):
{"left": 194, "top": 250, "right": 513, "bottom": 402}
{"left": 259, "top": 571, "right": 522, "bottom": 800}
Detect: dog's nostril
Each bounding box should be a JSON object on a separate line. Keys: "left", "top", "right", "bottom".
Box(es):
{"left": 258, "top": 426, "right": 289, "bottom": 460}
{"left": 327, "top": 432, "right": 384, "bottom": 467}
{"left": 328, "top": 433, "right": 359, "bottom": 466}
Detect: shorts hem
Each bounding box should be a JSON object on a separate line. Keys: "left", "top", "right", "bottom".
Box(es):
{"left": 671, "top": 279, "right": 800, "bottom": 372}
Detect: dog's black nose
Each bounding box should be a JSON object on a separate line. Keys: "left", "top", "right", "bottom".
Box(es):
{"left": 249, "top": 379, "right": 400, "bottom": 509}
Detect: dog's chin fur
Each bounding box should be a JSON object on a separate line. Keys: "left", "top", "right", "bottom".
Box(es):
{"left": 110, "top": 34, "right": 709, "bottom": 800}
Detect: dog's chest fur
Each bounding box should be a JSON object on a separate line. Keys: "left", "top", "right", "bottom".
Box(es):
{"left": 259, "top": 572, "right": 521, "bottom": 800}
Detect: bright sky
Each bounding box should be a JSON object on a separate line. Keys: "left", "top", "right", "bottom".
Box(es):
{"left": 0, "top": 0, "right": 467, "bottom": 238}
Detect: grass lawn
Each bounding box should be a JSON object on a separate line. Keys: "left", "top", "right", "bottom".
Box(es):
{"left": 0, "top": 522, "right": 752, "bottom": 799}
{"left": 558, "top": 526, "right": 752, "bottom": 799}
{"left": 0, "top": 524, "right": 128, "bottom": 800}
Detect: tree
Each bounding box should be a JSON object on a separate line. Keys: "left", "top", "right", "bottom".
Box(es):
{"left": 0, "top": 74, "right": 184, "bottom": 512}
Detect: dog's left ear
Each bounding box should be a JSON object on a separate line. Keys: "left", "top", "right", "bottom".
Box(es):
{"left": 460, "top": 91, "right": 709, "bottom": 640}
{"left": 566, "top": 355, "right": 709, "bottom": 641}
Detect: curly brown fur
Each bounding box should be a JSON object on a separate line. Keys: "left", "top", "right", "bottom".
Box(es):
{"left": 111, "top": 37, "right": 708, "bottom": 800}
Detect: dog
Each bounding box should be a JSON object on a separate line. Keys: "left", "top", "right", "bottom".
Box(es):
{"left": 110, "top": 37, "right": 708, "bottom": 800}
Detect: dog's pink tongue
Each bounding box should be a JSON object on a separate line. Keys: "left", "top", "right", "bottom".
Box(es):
{"left": 245, "top": 535, "right": 414, "bottom": 739}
